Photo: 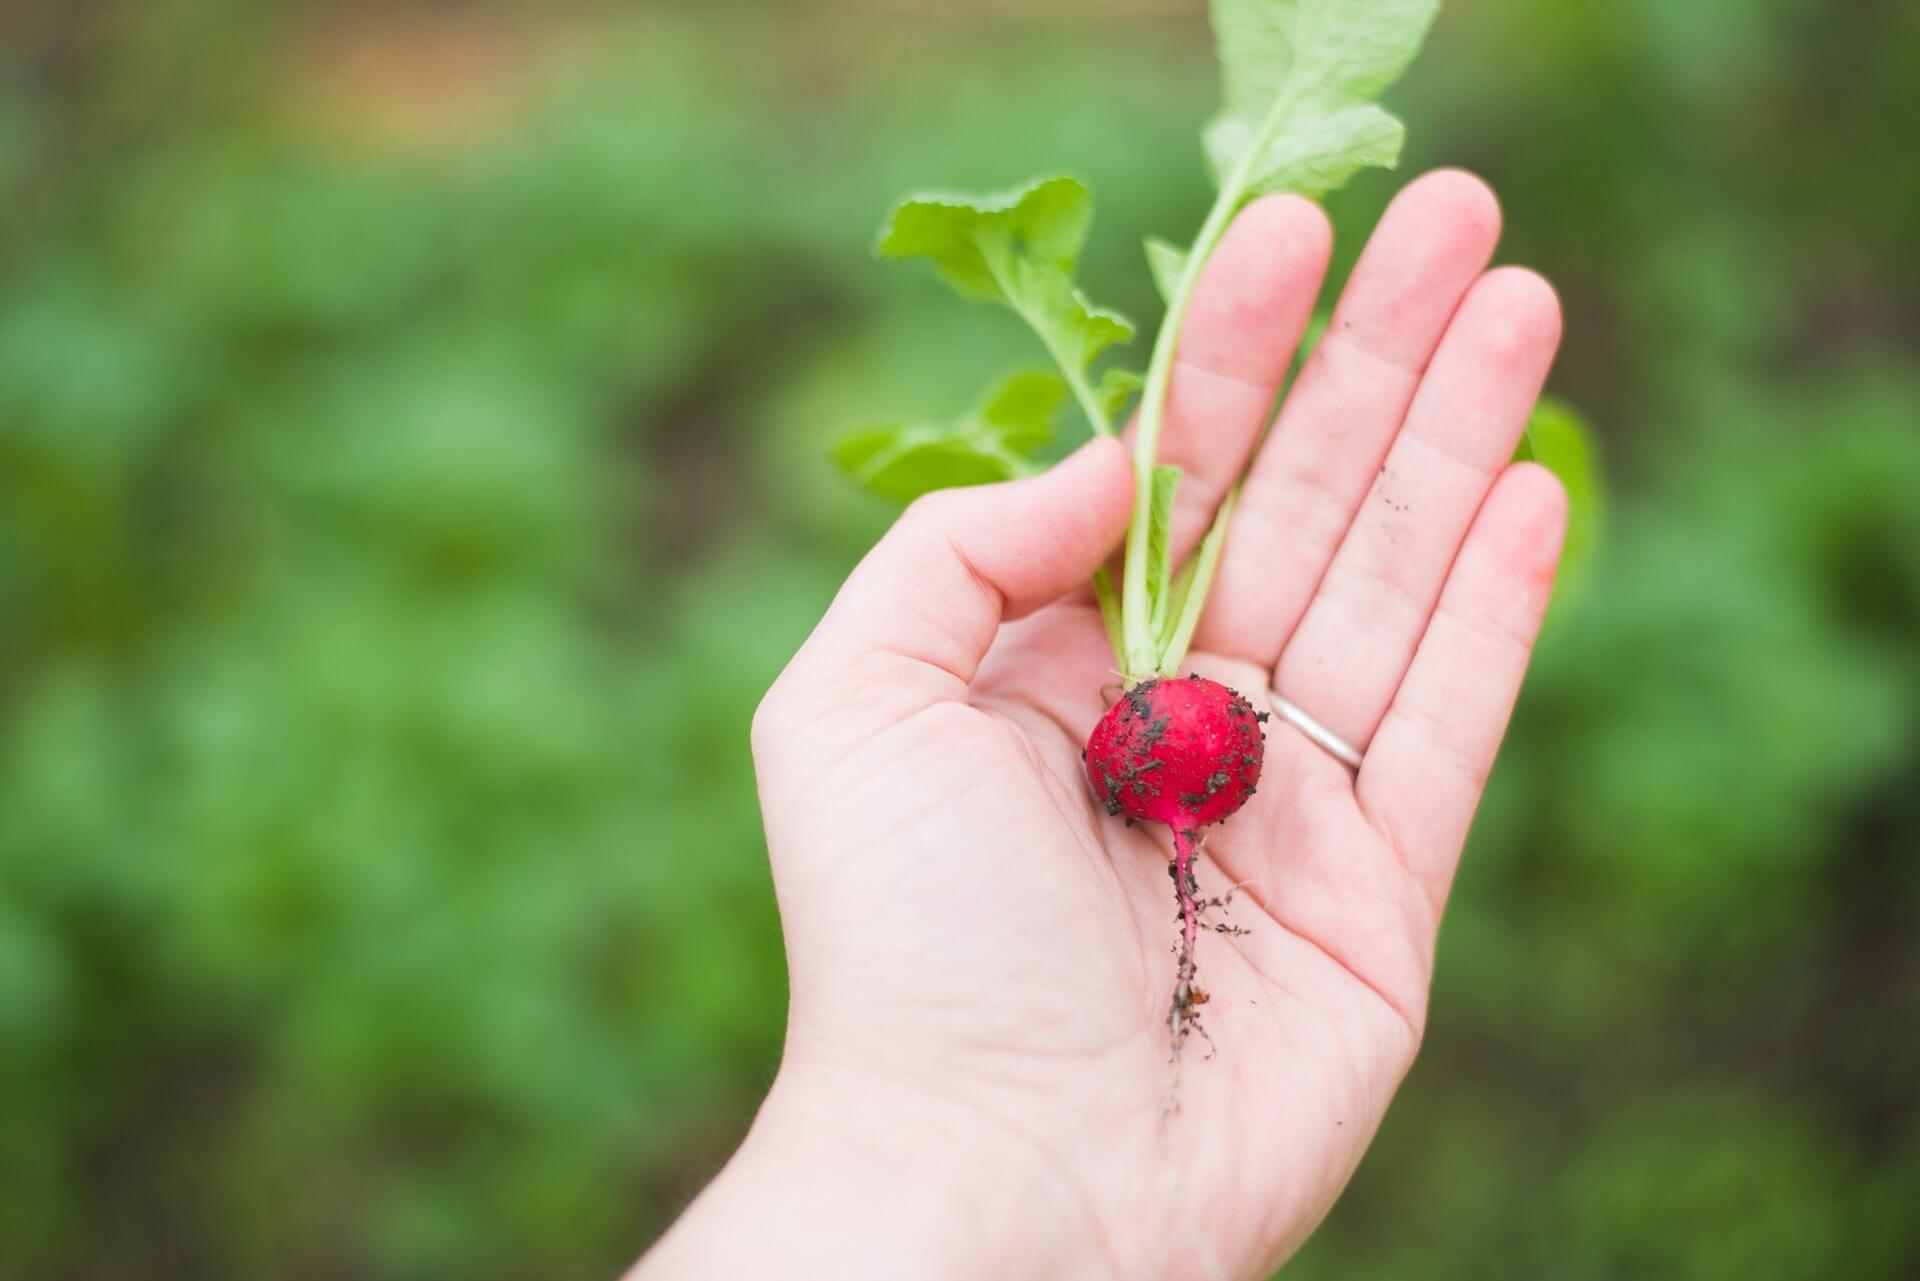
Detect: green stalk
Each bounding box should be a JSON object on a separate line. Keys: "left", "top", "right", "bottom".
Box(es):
{"left": 1155, "top": 556, "right": 1201, "bottom": 657}
{"left": 979, "top": 238, "right": 1115, "bottom": 438}
{"left": 1055, "top": 356, "right": 1114, "bottom": 438}
{"left": 1157, "top": 484, "right": 1238, "bottom": 675}
{"left": 1119, "top": 94, "right": 1296, "bottom": 678}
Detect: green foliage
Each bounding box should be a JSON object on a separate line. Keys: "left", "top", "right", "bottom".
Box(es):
{"left": 1516, "top": 396, "right": 1605, "bottom": 599}
{"left": 849, "top": 0, "right": 1461, "bottom": 680}
{"left": 875, "top": 177, "right": 1135, "bottom": 437}
{"left": 1204, "top": 0, "right": 1439, "bottom": 198}
{"left": 833, "top": 369, "right": 1066, "bottom": 501}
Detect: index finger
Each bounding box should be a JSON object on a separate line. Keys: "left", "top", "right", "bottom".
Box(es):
{"left": 1137, "top": 193, "right": 1331, "bottom": 564}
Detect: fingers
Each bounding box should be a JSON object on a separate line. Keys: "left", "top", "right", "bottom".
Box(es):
{"left": 1269, "top": 265, "right": 1563, "bottom": 753}
{"left": 1196, "top": 170, "right": 1502, "bottom": 663}
{"left": 765, "top": 438, "right": 1134, "bottom": 734}
{"left": 1356, "top": 463, "right": 1566, "bottom": 906}
{"left": 1139, "top": 193, "right": 1331, "bottom": 563}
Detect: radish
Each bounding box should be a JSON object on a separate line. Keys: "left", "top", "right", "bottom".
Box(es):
{"left": 836, "top": 0, "right": 1453, "bottom": 1061}
{"left": 1085, "top": 675, "right": 1266, "bottom": 1050}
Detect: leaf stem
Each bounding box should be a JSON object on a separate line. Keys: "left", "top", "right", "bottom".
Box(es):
{"left": 1119, "top": 93, "right": 1296, "bottom": 679}
{"left": 1157, "top": 484, "right": 1238, "bottom": 675}
{"left": 978, "top": 237, "right": 1114, "bottom": 439}
{"left": 1056, "top": 353, "right": 1115, "bottom": 438}
{"left": 1119, "top": 219, "right": 1216, "bottom": 673}
{"left": 972, "top": 233, "right": 1128, "bottom": 664}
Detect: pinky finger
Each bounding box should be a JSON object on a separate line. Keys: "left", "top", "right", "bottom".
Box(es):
{"left": 1356, "top": 463, "right": 1567, "bottom": 911}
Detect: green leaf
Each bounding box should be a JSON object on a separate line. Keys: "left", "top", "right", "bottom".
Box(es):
{"left": 978, "top": 369, "right": 1070, "bottom": 454}
{"left": 1143, "top": 464, "right": 1182, "bottom": 636}
{"left": 833, "top": 369, "right": 1068, "bottom": 502}
{"left": 1205, "top": 0, "right": 1441, "bottom": 199}
{"left": 1514, "top": 396, "right": 1605, "bottom": 601}
{"left": 833, "top": 429, "right": 1024, "bottom": 501}
{"left": 1097, "top": 367, "right": 1145, "bottom": 422}
{"left": 1145, "top": 236, "right": 1189, "bottom": 304}
{"left": 876, "top": 175, "right": 1136, "bottom": 377}
{"left": 1204, "top": 101, "right": 1406, "bottom": 199}
{"left": 1297, "top": 310, "right": 1330, "bottom": 363}
{"left": 1071, "top": 300, "right": 1137, "bottom": 369}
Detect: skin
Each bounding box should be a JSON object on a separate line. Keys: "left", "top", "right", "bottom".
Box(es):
{"left": 635, "top": 170, "right": 1566, "bottom": 1281}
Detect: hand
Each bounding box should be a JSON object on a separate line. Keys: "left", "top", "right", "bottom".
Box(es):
{"left": 636, "top": 171, "right": 1565, "bottom": 1281}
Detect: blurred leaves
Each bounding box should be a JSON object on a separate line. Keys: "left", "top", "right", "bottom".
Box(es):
{"left": 0, "top": 3, "right": 1917, "bottom": 1281}
{"left": 1516, "top": 396, "right": 1604, "bottom": 601}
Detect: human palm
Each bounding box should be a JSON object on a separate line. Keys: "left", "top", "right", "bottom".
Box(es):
{"left": 649, "top": 172, "right": 1565, "bottom": 1281}
{"left": 774, "top": 620, "right": 1442, "bottom": 1280}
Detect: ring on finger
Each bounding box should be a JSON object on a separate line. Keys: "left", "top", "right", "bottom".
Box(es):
{"left": 1266, "top": 690, "right": 1363, "bottom": 770}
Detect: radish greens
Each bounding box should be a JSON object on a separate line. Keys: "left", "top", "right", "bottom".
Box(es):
{"left": 835, "top": 0, "right": 1593, "bottom": 680}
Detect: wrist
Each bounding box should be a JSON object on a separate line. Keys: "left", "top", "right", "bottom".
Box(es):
{"left": 633, "top": 1056, "right": 1119, "bottom": 1281}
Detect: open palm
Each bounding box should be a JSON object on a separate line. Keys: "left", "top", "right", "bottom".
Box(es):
{"left": 726, "top": 172, "right": 1563, "bottom": 1281}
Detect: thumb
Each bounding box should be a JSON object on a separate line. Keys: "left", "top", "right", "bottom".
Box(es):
{"left": 775, "top": 437, "right": 1133, "bottom": 725}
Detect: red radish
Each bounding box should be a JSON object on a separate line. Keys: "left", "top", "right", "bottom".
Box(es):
{"left": 1084, "top": 674, "right": 1266, "bottom": 1054}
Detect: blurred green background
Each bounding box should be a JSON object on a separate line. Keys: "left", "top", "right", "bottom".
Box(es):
{"left": 2, "top": 1, "right": 1917, "bottom": 1277}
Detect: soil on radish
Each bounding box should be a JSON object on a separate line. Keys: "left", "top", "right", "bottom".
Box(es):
{"left": 1084, "top": 674, "right": 1266, "bottom": 1060}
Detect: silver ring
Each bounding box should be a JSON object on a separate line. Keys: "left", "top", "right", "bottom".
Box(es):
{"left": 1267, "top": 690, "right": 1363, "bottom": 770}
